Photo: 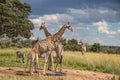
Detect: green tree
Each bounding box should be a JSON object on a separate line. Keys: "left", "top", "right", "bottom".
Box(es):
{"left": 0, "top": 0, "right": 34, "bottom": 39}
{"left": 60, "top": 37, "right": 67, "bottom": 46}
{"left": 90, "top": 43, "right": 101, "bottom": 52}
{"left": 65, "top": 39, "right": 80, "bottom": 51}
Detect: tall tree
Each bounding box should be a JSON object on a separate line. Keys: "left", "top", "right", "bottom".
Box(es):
{"left": 0, "top": 0, "right": 34, "bottom": 39}
{"left": 90, "top": 43, "right": 101, "bottom": 52}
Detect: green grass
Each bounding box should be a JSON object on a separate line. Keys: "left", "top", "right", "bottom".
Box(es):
{"left": 62, "top": 51, "right": 120, "bottom": 74}
{"left": 0, "top": 48, "right": 120, "bottom": 75}
{"left": 0, "top": 76, "right": 57, "bottom": 80}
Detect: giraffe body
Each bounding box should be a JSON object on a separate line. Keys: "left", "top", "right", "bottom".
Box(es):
{"left": 25, "top": 49, "right": 39, "bottom": 75}
{"left": 39, "top": 22, "right": 64, "bottom": 71}
{"left": 30, "top": 22, "right": 73, "bottom": 75}
{"left": 80, "top": 40, "right": 86, "bottom": 55}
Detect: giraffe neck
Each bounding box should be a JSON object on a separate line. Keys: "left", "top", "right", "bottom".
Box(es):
{"left": 52, "top": 25, "right": 66, "bottom": 42}
{"left": 43, "top": 27, "right": 52, "bottom": 37}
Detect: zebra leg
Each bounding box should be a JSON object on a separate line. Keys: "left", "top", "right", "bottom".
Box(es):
{"left": 16, "top": 56, "right": 18, "bottom": 62}
{"left": 22, "top": 56, "right": 25, "bottom": 63}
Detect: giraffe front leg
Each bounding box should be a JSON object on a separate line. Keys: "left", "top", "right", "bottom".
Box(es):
{"left": 29, "top": 53, "right": 35, "bottom": 75}
{"left": 60, "top": 55, "right": 63, "bottom": 72}
{"left": 47, "top": 54, "right": 52, "bottom": 71}
{"left": 25, "top": 56, "right": 29, "bottom": 72}
{"left": 43, "top": 53, "right": 49, "bottom": 75}
{"left": 51, "top": 55, "right": 55, "bottom": 71}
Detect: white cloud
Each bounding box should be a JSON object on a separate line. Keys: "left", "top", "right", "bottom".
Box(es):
{"left": 117, "top": 30, "right": 120, "bottom": 33}
{"left": 29, "top": 36, "right": 37, "bottom": 40}
{"left": 94, "top": 37, "right": 102, "bottom": 43}
{"left": 67, "top": 8, "right": 117, "bottom": 15}
{"left": 68, "top": 8, "right": 86, "bottom": 14}
{"left": 30, "top": 14, "right": 74, "bottom": 27}
{"left": 98, "top": 9, "right": 109, "bottom": 14}
{"left": 75, "top": 27, "right": 89, "bottom": 30}
{"left": 93, "top": 20, "right": 117, "bottom": 35}
{"left": 67, "top": 8, "right": 118, "bottom": 23}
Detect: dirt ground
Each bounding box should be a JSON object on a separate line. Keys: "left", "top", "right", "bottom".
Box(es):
{"left": 0, "top": 67, "right": 119, "bottom": 80}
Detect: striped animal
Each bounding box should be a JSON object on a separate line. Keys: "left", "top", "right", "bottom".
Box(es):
{"left": 16, "top": 51, "right": 24, "bottom": 63}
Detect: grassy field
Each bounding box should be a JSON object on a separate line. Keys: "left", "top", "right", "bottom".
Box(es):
{"left": 63, "top": 51, "right": 120, "bottom": 74}
{"left": 0, "top": 48, "right": 120, "bottom": 75}
{"left": 0, "top": 76, "right": 57, "bottom": 80}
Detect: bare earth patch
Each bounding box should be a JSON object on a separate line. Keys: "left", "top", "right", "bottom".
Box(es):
{"left": 0, "top": 67, "right": 119, "bottom": 80}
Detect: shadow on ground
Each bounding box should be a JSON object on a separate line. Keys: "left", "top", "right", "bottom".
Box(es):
{"left": 16, "top": 70, "right": 66, "bottom": 76}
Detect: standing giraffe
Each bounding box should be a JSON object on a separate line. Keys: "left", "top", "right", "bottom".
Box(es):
{"left": 25, "top": 49, "right": 39, "bottom": 74}
{"left": 30, "top": 22, "right": 73, "bottom": 75}
{"left": 80, "top": 40, "right": 86, "bottom": 55}
{"left": 39, "top": 22, "right": 63, "bottom": 71}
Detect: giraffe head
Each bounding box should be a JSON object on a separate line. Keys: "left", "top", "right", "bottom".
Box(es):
{"left": 80, "top": 40, "right": 84, "bottom": 45}
{"left": 39, "top": 22, "right": 46, "bottom": 30}
{"left": 64, "top": 22, "right": 73, "bottom": 32}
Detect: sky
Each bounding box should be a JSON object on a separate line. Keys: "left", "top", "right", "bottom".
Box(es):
{"left": 22, "top": 0, "right": 120, "bottom": 46}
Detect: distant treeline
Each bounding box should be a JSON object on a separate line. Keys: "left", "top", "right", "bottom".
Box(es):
{"left": 0, "top": 37, "right": 120, "bottom": 54}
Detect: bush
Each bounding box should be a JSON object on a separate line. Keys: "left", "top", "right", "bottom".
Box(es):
{"left": 90, "top": 43, "right": 101, "bottom": 52}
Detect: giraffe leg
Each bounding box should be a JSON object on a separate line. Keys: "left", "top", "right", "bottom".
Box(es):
{"left": 43, "top": 51, "right": 52, "bottom": 75}
{"left": 82, "top": 52, "right": 84, "bottom": 55}
{"left": 55, "top": 56, "right": 59, "bottom": 71}
{"left": 48, "top": 54, "right": 52, "bottom": 71}
{"left": 30, "top": 52, "right": 35, "bottom": 75}
{"left": 51, "top": 55, "right": 55, "bottom": 71}
{"left": 25, "top": 55, "right": 29, "bottom": 72}
{"left": 30, "top": 60, "right": 34, "bottom": 75}
{"left": 34, "top": 53, "right": 39, "bottom": 74}
{"left": 59, "top": 55, "right": 63, "bottom": 72}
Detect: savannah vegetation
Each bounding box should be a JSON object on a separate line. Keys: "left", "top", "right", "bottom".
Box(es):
{"left": 0, "top": 0, "right": 120, "bottom": 80}
{"left": 0, "top": 0, "right": 34, "bottom": 39}
{"left": 0, "top": 0, "right": 120, "bottom": 54}
{"left": 0, "top": 48, "right": 120, "bottom": 75}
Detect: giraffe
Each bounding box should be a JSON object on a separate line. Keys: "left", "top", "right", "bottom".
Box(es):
{"left": 25, "top": 49, "right": 39, "bottom": 74}
{"left": 39, "top": 22, "right": 63, "bottom": 71}
{"left": 80, "top": 40, "right": 86, "bottom": 55}
{"left": 30, "top": 22, "right": 73, "bottom": 75}
{"left": 39, "top": 22, "right": 53, "bottom": 70}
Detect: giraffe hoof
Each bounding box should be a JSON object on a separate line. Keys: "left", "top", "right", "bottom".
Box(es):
{"left": 43, "top": 72, "right": 46, "bottom": 75}
{"left": 30, "top": 72, "right": 34, "bottom": 75}
{"left": 38, "top": 72, "right": 40, "bottom": 75}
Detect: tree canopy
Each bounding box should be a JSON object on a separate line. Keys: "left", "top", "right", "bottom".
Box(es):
{"left": 0, "top": 0, "right": 34, "bottom": 39}
{"left": 90, "top": 43, "right": 101, "bottom": 52}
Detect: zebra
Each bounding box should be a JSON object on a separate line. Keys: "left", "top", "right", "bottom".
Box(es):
{"left": 16, "top": 51, "right": 25, "bottom": 63}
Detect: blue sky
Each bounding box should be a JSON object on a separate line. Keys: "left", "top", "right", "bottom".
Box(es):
{"left": 22, "top": 0, "right": 120, "bottom": 46}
